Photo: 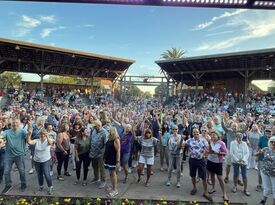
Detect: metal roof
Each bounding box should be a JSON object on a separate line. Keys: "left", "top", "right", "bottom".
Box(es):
{"left": 0, "top": 37, "right": 135, "bottom": 80}
{"left": 156, "top": 48, "right": 275, "bottom": 84}
{"left": 6, "top": 0, "right": 275, "bottom": 10}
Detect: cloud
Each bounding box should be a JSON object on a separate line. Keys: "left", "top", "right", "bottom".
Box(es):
{"left": 192, "top": 9, "right": 247, "bottom": 31}
{"left": 17, "top": 15, "right": 41, "bottom": 29}
{"left": 83, "top": 24, "right": 95, "bottom": 28}
{"left": 40, "top": 26, "right": 65, "bottom": 38}
{"left": 196, "top": 11, "right": 275, "bottom": 51}
{"left": 206, "top": 30, "right": 234, "bottom": 37}
{"left": 40, "top": 15, "right": 56, "bottom": 23}
{"left": 49, "top": 42, "right": 56, "bottom": 46}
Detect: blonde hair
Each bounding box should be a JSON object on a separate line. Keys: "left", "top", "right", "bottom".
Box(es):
{"left": 109, "top": 126, "right": 119, "bottom": 141}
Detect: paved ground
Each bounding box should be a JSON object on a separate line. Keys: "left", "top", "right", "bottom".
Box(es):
{"left": 0, "top": 151, "right": 271, "bottom": 205}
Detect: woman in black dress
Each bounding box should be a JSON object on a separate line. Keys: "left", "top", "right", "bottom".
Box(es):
{"left": 104, "top": 126, "right": 120, "bottom": 197}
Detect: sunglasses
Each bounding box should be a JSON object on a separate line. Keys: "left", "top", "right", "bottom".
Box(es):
{"left": 145, "top": 132, "right": 151, "bottom": 134}
{"left": 270, "top": 141, "right": 275, "bottom": 144}
{"left": 172, "top": 129, "right": 178, "bottom": 131}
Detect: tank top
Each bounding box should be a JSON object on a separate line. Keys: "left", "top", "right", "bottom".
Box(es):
{"left": 104, "top": 139, "right": 116, "bottom": 166}
{"left": 56, "top": 133, "right": 70, "bottom": 152}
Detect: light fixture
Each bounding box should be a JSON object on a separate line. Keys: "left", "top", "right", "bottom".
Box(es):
{"left": 72, "top": 54, "right": 75, "bottom": 58}
{"left": 15, "top": 45, "right": 20, "bottom": 50}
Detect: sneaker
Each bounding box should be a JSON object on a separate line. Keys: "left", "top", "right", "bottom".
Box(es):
{"left": 29, "top": 168, "right": 35, "bottom": 174}
{"left": 144, "top": 164, "right": 147, "bottom": 169}
{"left": 21, "top": 184, "right": 27, "bottom": 192}
{"left": 1, "top": 185, "right": 13, "bottom": 194}
{"left": 180, "top": 172, "right": 183, "bottom": 176}
{"left": 64, "top": 172, "right": 71, "bottom": 176}
{"left": 39, "top": 186, "right": 44, "bottom": 191}
{"left": 128, "top": 168, "right": 132, "bottom": 174}
{"left": 172, "top": 169, "right": 176, "bottom": 173}
{"left": 48, "top": 186, "right": 54, "bottom": 195}
{"left": 232, "top": 186, "right": 237, "bottom": 193}
{"left": 50, "top": 171, "right": 53, "bottom": 176}
{"left": 176, "top": 182, "right": 181, "bottom": 188}
{"left": 98, "top": 181, "right": 106, "bottom": 189}
{"left": 57, "top": 176, "right": 64, "bottom": 181}
{"left": 166, "top": 181, "right": 171, "bottom": 186}
{"left": 91, "top": 178, "right": 100, "bottom": 184}
{"left": 160, "top": 167, "right": 164, "bottom": 171}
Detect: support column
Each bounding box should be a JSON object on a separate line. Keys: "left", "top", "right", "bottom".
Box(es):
{"left": 39, "top": 73, "right": 45, "bottom": 92}
{"left": 166, "top": 77, "right": 170, "bottom": 100}
{"left": 195, "top": 72, "right": 199, "bottom": 103}
{"left": 161, "top": 77, "right": 164, "bottom": 103}
{"left": 244, "top": 70, "right": 249, "bottom": 108}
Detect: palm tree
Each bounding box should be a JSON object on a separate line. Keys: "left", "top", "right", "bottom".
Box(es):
{"left": 161, "top": 48, "right": 185, "bottom": 60}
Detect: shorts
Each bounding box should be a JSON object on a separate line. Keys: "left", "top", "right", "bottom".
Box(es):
{"left": 224, "top": 154, "right": 232, "bottom": 166}
{"left": 206, "top": 160, "right": 223, "bottom": 176}
{"left": 139, "top": 155, "right": 154, "bottom": 165}
{"left": 104, "top": 164, "right": 116, "bottom": 171}
{"left": 120, "top": 152, "right": 130, "bottom": 165}
{"left": 189, "top": 158, "right": 206, "bottom": 180}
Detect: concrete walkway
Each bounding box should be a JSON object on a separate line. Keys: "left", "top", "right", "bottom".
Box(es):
{"left": 0, "top": 153, "right": 269, "bottom": 205}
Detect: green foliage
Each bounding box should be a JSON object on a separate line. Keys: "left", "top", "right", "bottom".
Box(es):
{"left": 142, "top": 91, "right": 152, "bottom": 99}
{"left": 161, "top": 48, "right": 185, "bottom": 60}
{"left": 45, "top": 75, "right": 83, "bottom": 85}
{"left": 0, "top": 72, "right": 22, "bottom": 88}
{"left": 155, "top": 84, "right": 166, "bottom": 96}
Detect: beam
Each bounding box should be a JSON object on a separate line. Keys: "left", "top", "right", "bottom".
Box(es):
{"left": 164, "top": 67, "right": 273, "bottom": 75}
{"left": 2, "top": 57, "right": 123, "bottom": 74}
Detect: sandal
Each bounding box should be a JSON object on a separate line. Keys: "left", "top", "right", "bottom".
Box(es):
{"left": 232, "top": 186, "right": 237, "bottom": 193}
{"left": 203, "top": 194, "right": 213, "bottom": 202}
{"left": 190, "top": 189, "right": 197, "bottom": 195}
{"left": 208, "top": 189, "right": 216, "bottom": 194}
{"left": 82, "top": 182, "right": 87, "bottom": 186}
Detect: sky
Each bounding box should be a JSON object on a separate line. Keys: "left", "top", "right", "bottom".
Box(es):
{"left": 0, "top": 1, "right": 274, "bottom": 92}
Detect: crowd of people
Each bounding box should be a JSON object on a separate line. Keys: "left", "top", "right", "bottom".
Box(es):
{"left": 0, "top": 88, "right": 274, "bottom": 204}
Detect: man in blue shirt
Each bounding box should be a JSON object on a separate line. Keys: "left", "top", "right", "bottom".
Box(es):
{"left": 1, "top": 119, "right": 32, "bottom": 194}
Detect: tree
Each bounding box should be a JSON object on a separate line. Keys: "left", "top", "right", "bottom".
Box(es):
{"left": 0, "top": 72, "right": 22, "bottom": 88}
{"left": 155, "top": 84, "right": 166, "bottom": 97}
{"left": 142, "top": 91, "right": 152, "bottom": 99}
{"left": 45, "top": 75, "right": 83, "bottom": 85}
{"left": 161, "top": 48, "right": 185, "bottom": 60}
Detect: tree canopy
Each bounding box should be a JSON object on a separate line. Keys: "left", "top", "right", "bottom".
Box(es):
{"left": 161, "top": 48, "right": 185, "bottom": 60}
{"left": 0, "top": 72, "right": 22, "bottom": 88}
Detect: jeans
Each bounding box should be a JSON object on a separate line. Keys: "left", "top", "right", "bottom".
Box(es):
{"left": 261, "top": 171, "right": 275, "bottom": 199}
{"left": 76, "top": 152, "right": 90, "bottom": 181}
{"left": 70, "top": 144, "right": 76, "bottom": 169}
{"left": 168, "top": 154, "right": 181, "bottom": 182}
{"left": 0, "top": 150, "right": 5, "bottom": 182}
{"left": 232, "top": 163, "right": 247, "bottom": 179}
{"left": 4, "top": 155, "right": 26, "bottom": 187}
{"left": 91, "top": 157, "right": 105, "bottom": 181}
{"left": 34, "top": 160, "right": 52, "bottom": 187}
{"left": 56, "top": 151, "right": 69, "bottom": 176}
{"left": 160, "top": 145, "right": 169, "bottom": 168}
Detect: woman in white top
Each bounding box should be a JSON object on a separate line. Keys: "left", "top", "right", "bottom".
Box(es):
{"left": 230, "top": 132, "right": 250, "bottom": 196}
{"left": 27, "top": 129, "right": 54, "bottom": 195}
